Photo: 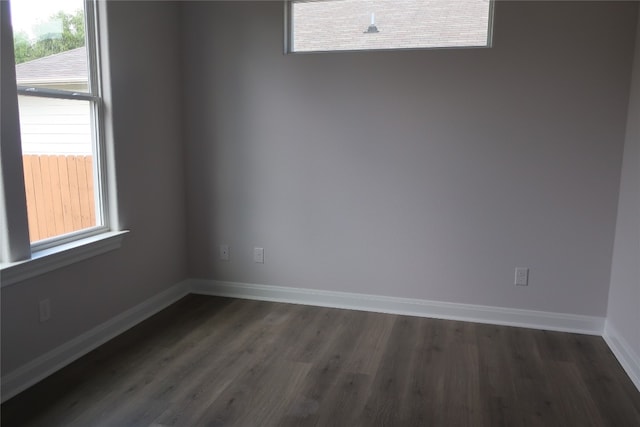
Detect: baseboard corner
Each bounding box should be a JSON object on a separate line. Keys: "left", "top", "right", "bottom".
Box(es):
{"left": 603, "top": 321, "right": 640, "bottom": 392}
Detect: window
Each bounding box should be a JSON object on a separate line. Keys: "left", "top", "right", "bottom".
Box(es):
{"left": 1, "top": 0, "right": 123, "bottom": 282}
{"left": 11, "top": 0, "right": 106, "bottom": 247}
{"left": 286, "top": 0, "right": 494, "bottom": 53}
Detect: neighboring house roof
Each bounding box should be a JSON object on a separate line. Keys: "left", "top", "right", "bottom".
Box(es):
{"left": 292, "top": 0, "right": 490, "bottom": 52}
{"left": 15, "top": 46, "right": 87, "bottom": 85}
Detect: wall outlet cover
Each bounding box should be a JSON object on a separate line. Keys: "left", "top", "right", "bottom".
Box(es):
{"left": 515, "top": 267, "right": 529, "bottom": 286}
{"left": 254, "top": 247, "right": 264, "bottom": 264}
{"left": 219, "top": 245, "right": 230, "bottom": 261}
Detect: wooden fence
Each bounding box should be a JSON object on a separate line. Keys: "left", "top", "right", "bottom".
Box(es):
{"left": 22, "top": 155, "right": 95, "bottom": 242}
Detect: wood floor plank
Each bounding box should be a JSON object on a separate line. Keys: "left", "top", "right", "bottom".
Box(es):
{"left": 188, "top": 305, "right": 317, "bottom": 427}
{"left": 567, "top": 333, "right": 640, "bottom": 426}
{"left": 544, "top": 361, "right": 608, "bottom": 427}
{"left": 476, "top": 323, "right": 519, "bottom": 427}
{"left": 505, "top": 327, "right": 560, "bottom": 427}
{"left": 2, "top": 295, "right": 639, "bottom": 427}
{"left": 79, "top": 299, "right": 285, "bottom": 427}
{"left": 356, "top": 315, "right": 418, "bottom": 426}
{"left": 342, "top": 310, "right": 395, "bottom": 376}
{"left": 313, "top": 372, "right": 372, "bottom": 427}
{"left": 398, "top": 317, "right": 447, "bottom": 426}
{"left": 283, "top": 307, "right": 345, "bottom": 364}
{"left": 197, "top": 357, "right": 310, "bottom": 427}
{"left": 438, "top": 327, "right": 482, "bottom": 427}
{"left": 152, "top": 303, "right": 311, "bottom": 426}
{"left": 278, "top": 309, "right": 369, "bottom": 426}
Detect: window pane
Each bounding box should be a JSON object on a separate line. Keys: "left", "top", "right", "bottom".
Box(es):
{"left": 12, "top": 0, "right": 89, "bottom": 92}
{"left": 291, "top": 0, "right": 492, "bottom": 52}
{"left": 18, "top": 97, "right": 100, "bottom": 243}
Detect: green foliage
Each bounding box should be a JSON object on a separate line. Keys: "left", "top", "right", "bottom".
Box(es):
{"left": 13, "top": 9, "right": 85, "bottom": 64}
{"left": 13, "top": 31, "right": 32, "bottom": 64}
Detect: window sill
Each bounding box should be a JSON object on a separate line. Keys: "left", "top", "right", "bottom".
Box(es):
{"left": 0, "top": 230, "right": 129, "bottom": 288}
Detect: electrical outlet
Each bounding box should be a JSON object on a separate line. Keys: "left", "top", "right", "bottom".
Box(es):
{"left": 39, "top": 299, "right": 51, "bottom": 322}
{"left": 219, "top": 245, "right": 230, "bottom": 261}
{"left": 254, "top": 247, "right": 264, "bottom": 264}
{"left": 515, "top": 268, "right": 529, "bottom": 286}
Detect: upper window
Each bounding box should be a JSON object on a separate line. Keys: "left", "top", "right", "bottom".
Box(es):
{"left": 10, "top": 0, "right": 107, "bottom": 248}
{"left": 287, "top": 0, "right": 494, "bottom": 53}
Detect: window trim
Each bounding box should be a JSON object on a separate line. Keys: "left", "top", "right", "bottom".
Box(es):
{"left": 0, "top": 0, "right": 125, "bottom": 275}
{"left": 284, "top": 0, "right": 495, "bottom": 54}
{"left": 17, "top": 0, "right": 110, "bottom": 252}
{"left": 0, "top": 230, "right": 128, "bottom": 288}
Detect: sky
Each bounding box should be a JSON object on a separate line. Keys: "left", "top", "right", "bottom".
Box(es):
{"left": 10, "top": 0, "right": 83, "bottom": 39}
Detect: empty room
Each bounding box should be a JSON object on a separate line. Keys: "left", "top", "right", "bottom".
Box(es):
{"left": 1, "top": 0, "right": 639, "bottom": 425}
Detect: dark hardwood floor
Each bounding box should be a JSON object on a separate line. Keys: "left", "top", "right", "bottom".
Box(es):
{"left": 2, "top": 295, "right": 639, "bottom": 426}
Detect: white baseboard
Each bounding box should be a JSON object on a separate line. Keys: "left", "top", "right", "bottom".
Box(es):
{"left": 1, "top": 278, "right": 618, "bottom": 404}
{"left": 189, "top": 279, "right": 605, "bottom": 336}
{"left": 603, "top": 321, "right": 640, "bottom": 392}
{"left": 0, "top": 281, "right": 190, "bottom": 403}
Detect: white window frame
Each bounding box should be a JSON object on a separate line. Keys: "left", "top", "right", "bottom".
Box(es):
{"left": 284, "top": 0, "right": 495, "bottom": 54}
{"left": 18, "top": 0, "right": 108, "bottom": 251}
{"left": 0, "top": 0, "right": 126, "bottom": 287}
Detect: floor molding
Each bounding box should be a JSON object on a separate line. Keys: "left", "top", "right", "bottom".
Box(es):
{"left": 189, "top": 279, "right": 605, "bottom": 336}
{"left": 2, "top": 278, "right": 622, "bottom": 403}
{"left": 0, "top": 281, "right": 190, "bottom": 403}
{"left": 603, "top": 321, "right": 640, "bottom": 392}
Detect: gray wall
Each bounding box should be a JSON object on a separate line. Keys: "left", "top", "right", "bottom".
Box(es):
{"left": 1, "top": 1, "right": 188, "bottom": 374}
{"left": 2, "top": 0, "right": 637, "bottom": 381}
{"left": 183, "top": 1, "right": 637, "bottom": 316}
{"left": 607, "top": 8, "right": 640, "bottom": 359}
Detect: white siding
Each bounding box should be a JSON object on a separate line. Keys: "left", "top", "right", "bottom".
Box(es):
{"left": 18, "top": 95, "right": 93, "bottom": 155}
